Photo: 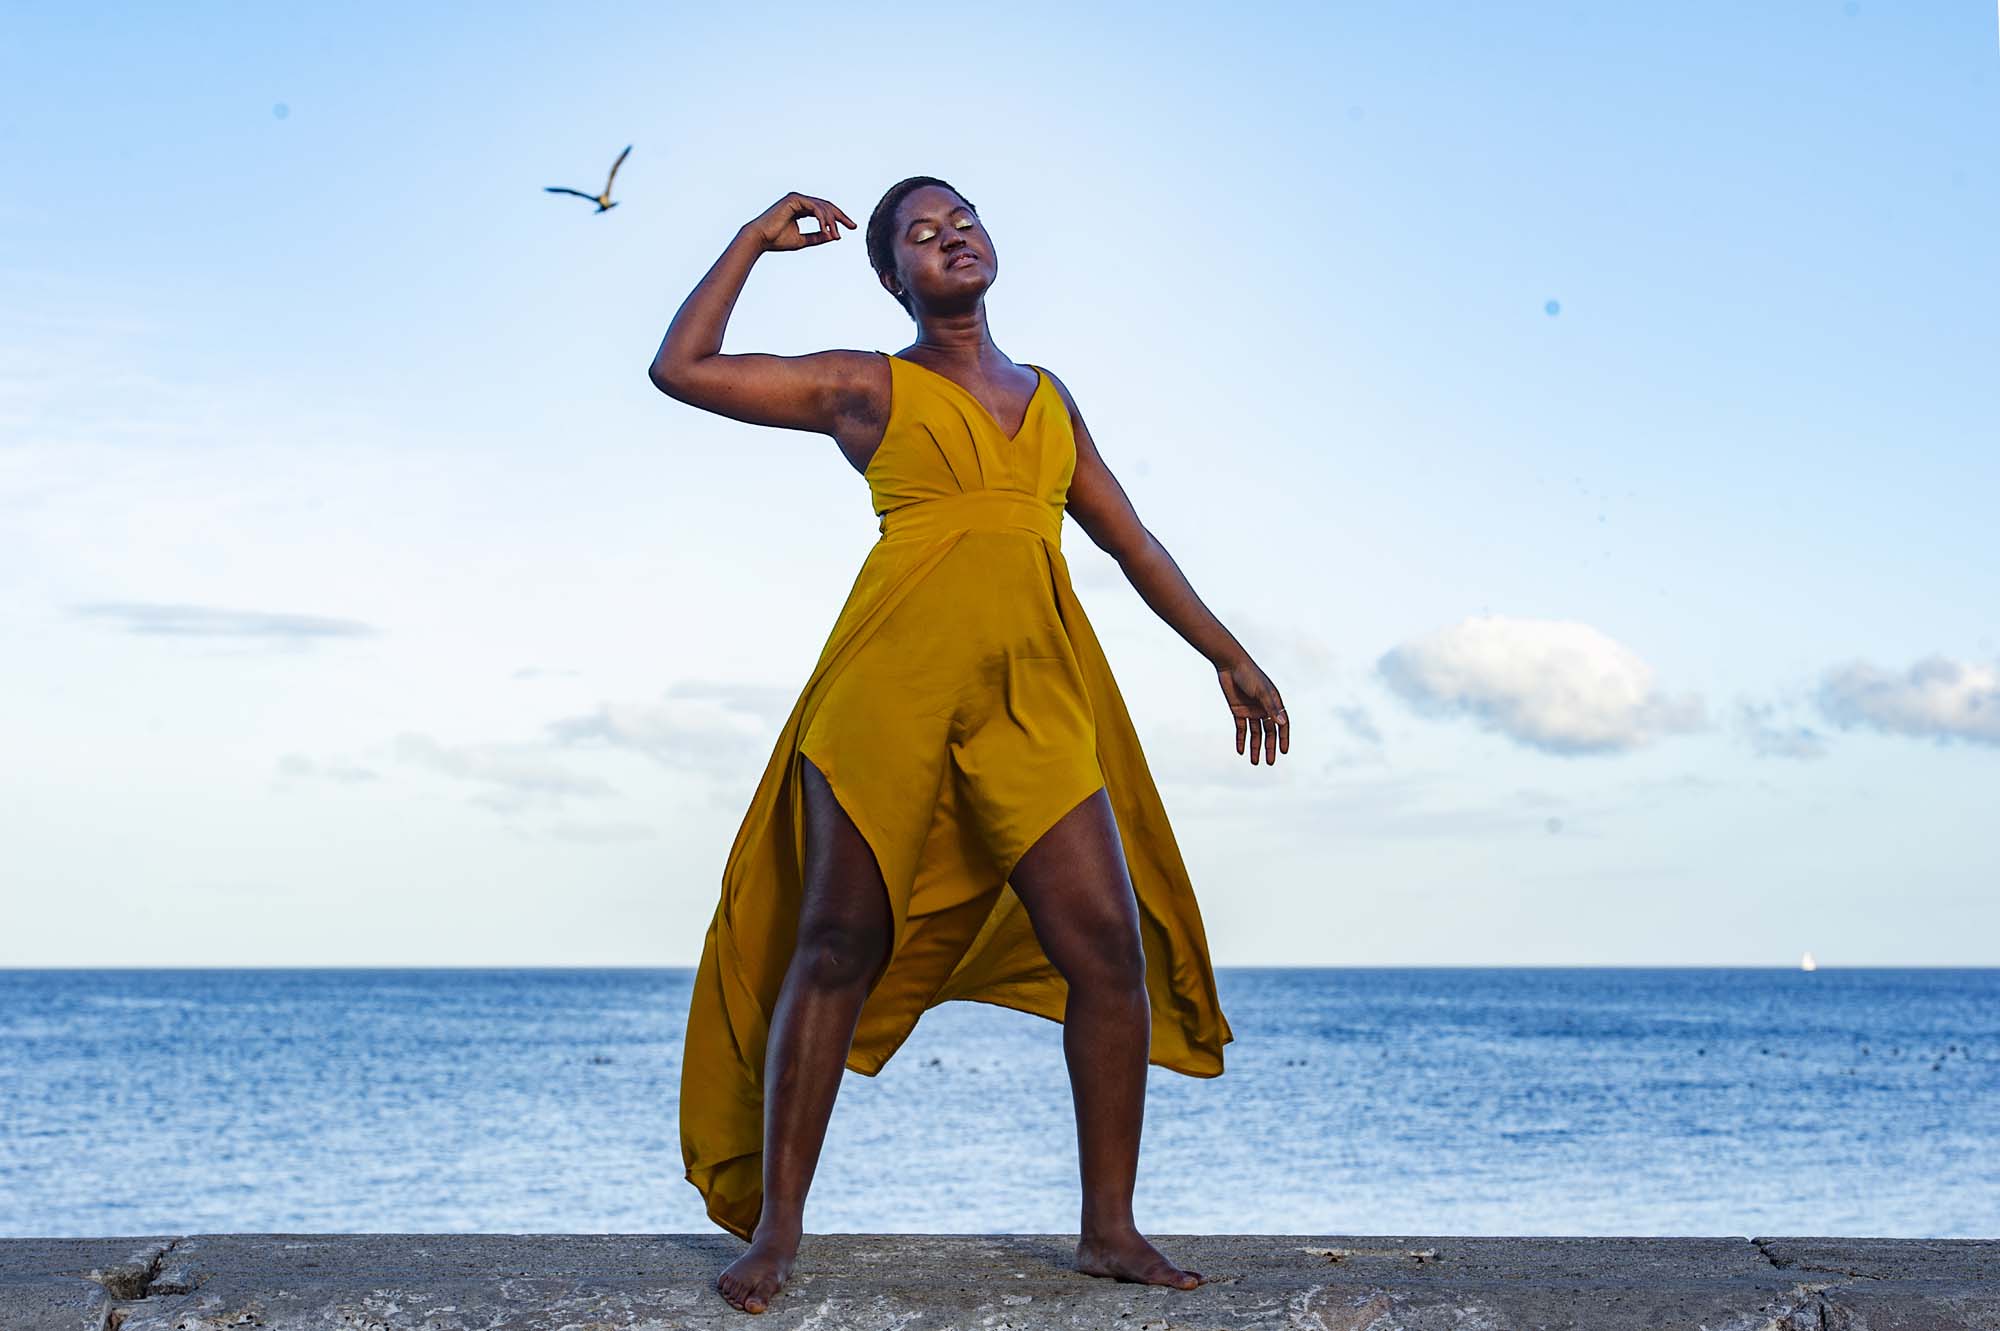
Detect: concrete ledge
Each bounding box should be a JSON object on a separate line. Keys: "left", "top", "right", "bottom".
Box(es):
{"left": 3, "top": 1233, "right": 1995, "bottom": 1329}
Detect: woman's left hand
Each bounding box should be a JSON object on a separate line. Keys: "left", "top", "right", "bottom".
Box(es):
{"left": 1217, "top": 658, "right": 1289, "bottom": 765}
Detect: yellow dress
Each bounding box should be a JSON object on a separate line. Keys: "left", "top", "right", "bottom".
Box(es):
{"left": 679, "top": 350, "right": 1234, "bottom": 1241}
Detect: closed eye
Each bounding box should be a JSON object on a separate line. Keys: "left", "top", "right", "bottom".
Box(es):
{"left": 912, "top": 216, "right": 978, "bottom": 243}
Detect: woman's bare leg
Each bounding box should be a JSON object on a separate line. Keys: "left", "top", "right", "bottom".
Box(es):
{"left": 716, "top": 754, "right": 893, "bottom": 1314}
{"left": 1007, "top": 786, "right": 1203, "bottom": 1290}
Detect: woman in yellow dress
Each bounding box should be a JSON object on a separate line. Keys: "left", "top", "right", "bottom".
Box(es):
{"left": 649, "top": 178, "right": 1290, "bottom": 1315}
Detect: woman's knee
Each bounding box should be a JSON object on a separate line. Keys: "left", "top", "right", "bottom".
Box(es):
{"left": 793, "top": 917, "right": 890, "bottom": 990}
{"left": 1056, "top": 918, "right": 1147, "bottom": 994}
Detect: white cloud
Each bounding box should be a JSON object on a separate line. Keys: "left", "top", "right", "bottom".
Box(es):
{"left": 1816, "top": 654, "right": 2000, "bottom": 746}
{"left": 1376, "top": 614, "right": 1706, "bottom": 755}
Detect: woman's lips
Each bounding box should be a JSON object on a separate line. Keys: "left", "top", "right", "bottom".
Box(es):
{"left": 947, "top": 252, "right": 979, "bottom": 269}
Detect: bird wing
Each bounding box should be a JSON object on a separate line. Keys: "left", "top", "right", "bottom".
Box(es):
{"left": 545, "top": 187, "right": 595, "bottom": 200}
{"left": 603, "top": 145, "right": 632, "bottom": 193}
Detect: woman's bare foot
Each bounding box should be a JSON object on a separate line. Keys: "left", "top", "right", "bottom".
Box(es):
{"left": 716, "top": 1225, "right": 800, "bottom": 1314}
{"left": 1075, "top": 1226, "right": 1203, "bottom": 1290}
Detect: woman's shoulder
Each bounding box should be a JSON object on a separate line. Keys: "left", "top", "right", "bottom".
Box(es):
{"left": 1034, "top": 362, "right": 1078, "bottom": 409}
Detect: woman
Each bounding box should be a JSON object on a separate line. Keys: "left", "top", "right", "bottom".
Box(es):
{"left": 650, "top": 178, "right": 1289, "bottom": 1315}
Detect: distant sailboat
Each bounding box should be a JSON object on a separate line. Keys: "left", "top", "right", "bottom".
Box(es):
{"left": 1800, "top": 950, "right": 1817, "bottom": 971}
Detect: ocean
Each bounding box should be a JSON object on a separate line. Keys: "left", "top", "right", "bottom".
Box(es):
{"left": 1, "top": 967, "right": 1993, "bottom": 1238}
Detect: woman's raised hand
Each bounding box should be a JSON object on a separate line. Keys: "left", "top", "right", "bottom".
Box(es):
{"left": 746, "top": 192, "right": 860, "bottom": 253}
{"left": 1217, "top": 658, "right": 1290, "bottom": 766}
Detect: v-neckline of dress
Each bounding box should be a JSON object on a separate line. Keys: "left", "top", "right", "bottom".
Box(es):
{"left": 890, "top": 353, "right": 1046, "bottom": 445}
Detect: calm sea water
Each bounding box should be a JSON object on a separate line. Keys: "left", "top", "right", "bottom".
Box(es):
{"left": 1, "top": 967, "right": 1993, "bottom": 1239}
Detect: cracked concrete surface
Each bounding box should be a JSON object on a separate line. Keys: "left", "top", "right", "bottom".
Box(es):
{"left": 0, "top": 1234, "right": 1993, "bottom": 1329}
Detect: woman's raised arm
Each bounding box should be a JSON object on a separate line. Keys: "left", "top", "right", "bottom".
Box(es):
{"left": 647, "top": 192, "right": 875, "bottom": 435}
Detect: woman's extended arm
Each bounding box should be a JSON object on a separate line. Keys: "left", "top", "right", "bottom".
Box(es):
{"left": 1043, "top": 371, "right": 1291, "bottom": 766}
{"left": 646, "top": 191, "right": 875, "bottom": 435}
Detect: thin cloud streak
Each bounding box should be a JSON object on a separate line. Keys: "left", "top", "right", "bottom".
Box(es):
{"left": 71, "top": 601, "right": 378, "bottom": 641}
{"left": 394, "top": 731, "right": 616, "bottom": 802}
{"left": 1735, "top": 699, "right": 1829, "bottom": 760}
{"left": 547, "top": 678, "right": 790, "bottom": 778}
{"left": 275, "top": 753, "right": 381, "bottom": 784}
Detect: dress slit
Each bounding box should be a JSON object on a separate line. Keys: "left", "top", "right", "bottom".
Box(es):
{"left": 794, "top": 749, "right": 902, "bottom": 992}
{"left": 997, "top": 777, "right": 1110, "bottom": 888}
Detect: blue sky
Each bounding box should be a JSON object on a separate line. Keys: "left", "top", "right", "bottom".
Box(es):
{"left": 3, "top": 1, "right": 1995, "bottom": 966}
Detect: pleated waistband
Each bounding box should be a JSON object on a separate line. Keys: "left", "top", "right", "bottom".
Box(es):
{"left": 877, "top": 489, "right": 1063, "bottom": 547}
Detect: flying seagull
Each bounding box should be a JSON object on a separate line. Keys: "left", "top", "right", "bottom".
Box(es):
{"left": 546, "top": 145, "right": 630, "bottom": 213}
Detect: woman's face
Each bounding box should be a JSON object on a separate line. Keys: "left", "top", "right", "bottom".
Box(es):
{"left": 889, "top": 186, "right": 996, "bottom": 309}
